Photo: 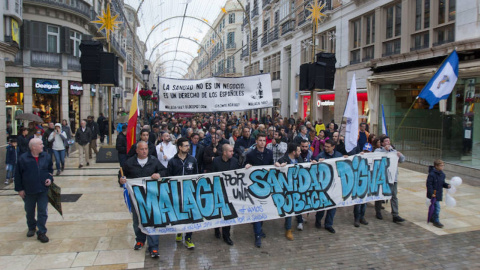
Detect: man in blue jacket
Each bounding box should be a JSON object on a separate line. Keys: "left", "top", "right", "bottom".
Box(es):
{"left": 14, "top": 138, "right": 53, "bottom": 243}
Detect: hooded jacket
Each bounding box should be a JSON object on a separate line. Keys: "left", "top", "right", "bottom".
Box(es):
{"left": 426, "top": 166, "right": 449, "bottom": 201}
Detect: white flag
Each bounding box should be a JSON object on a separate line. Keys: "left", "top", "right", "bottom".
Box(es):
{"left": 343, "top": 74, "right": 358, "bottom": 153}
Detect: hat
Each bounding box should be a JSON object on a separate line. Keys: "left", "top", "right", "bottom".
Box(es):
{"left": 306, "top": 121, "right": 311, "bottom": 125}
{"left": 363, "top": 143, "right": 373, "bottom": 152}
{"left": 55, "top": 123, "right": 62, "bottom": 128}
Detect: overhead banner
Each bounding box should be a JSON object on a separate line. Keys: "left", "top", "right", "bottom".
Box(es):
{"left": 158, "top": 74, "right": 273, "bottom": 112}
{"left": 126, "top": 152, "right": 398, "bottom": 235}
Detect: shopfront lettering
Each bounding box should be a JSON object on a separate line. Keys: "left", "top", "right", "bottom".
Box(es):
{"left": 35, "top": 83, "right": 60, "bottom": 89}
{"left": 5, "top": 82, "right": 19, "bottom": 88}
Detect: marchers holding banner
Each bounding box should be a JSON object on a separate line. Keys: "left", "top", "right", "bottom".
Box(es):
{"left": 126, "top": 152, "right": 398, "bottom": 235}
{"left": 158, "top": 74, "right": 273, "bottom": 112}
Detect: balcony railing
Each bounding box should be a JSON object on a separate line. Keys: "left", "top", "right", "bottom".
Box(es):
{"left": 25, "top": 0, "right": 90, "bottom": 19}
{"left": 127, "top": 63, "right": 133, "bottom": 72}
{"left": 261, "top": 26, "right": 279, "bottom": 47}
{"left": 263, "top": 0, "right": 272, "bottom": 9}
{"left": 226, "top": 42, "right": 236, "bottom": 49}
{"left": 67, "top": 55, "right": 81, "bottom": 71}
{"left": 31, "top": 51, "right": 62, "bottom": 68}
{"left": 241, "top": 46, "right": 249, "bottom": 58}
{"left": 251, "top": 39, "right": 258, "bottom": 52}
{"left": 281, "top": 19, "right": 295, "bottom": 36}
{"left": 14, "top": 50, "right": 23, "bottom": 65}
{"left": 111, "top": 36, "right": 126, "bottom": 59}
{"left": 251, "top": 7, "right": 259, "bottom": 19}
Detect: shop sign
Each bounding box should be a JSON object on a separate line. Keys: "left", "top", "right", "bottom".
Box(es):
{"left": 69, "top": 81, "right": 83, "bottom": 96}
{"left": 35, "top": 79, "right": 60, "bottom": 94}
{"left": 320, "top": 101, "right": 334, "bottom": 106}
{"left": 5, "top": 77, "right": 22, "bottom": 93}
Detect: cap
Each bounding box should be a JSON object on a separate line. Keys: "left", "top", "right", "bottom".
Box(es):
{"left": 306, "top": 121, "right": 311, "bottom": 125}
{"left": 363, "top": 143, "right": 373, "bottom": 152}
{"left": 55, "top": 123, "right": 62, "bottom": 128}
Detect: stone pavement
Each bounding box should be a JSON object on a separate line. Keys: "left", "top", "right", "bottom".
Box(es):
{"left": 0, "top": 149, "right": 479, "bottom": 270}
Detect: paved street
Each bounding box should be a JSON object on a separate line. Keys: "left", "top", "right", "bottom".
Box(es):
{"left": 0, "top": 150, "right": 479, "bottom": 270}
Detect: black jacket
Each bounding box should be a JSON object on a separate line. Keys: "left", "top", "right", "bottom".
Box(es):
{"left": 426, "top": 166, "right": 449, "bottom": 201}
{"left": 203, "top": 143, "right": 223, "bottom": 172}
{"left": 119, "top": 155, "right": 166, "bottom": 184}
{"left": 278, "top": 154, "right": 305, "bottom": 165}
{"left": 189, "top": 142, "right": 205, "bottom": 169}
{"left": 87, "top": 121, "right": 100, "bottom": 138}
{"left": 17, "top": 135, "right": 30, "bottom": 155}
{"left": 127, "top": 141, "right": 157, "bottom": 158}
{"left": 75, "top": 127, "right": 92, "bottom": 146}
{"left": 245, "top": 147, "right": 274, "bottom": 166}
{"left": 15, "top": 151, "right": 54, "bottom": 194}
{"left": 97, "top": 116, "right": 106, "bottom": 133}
{"left": 167, "top": 154, "right": 198, "bottom": 176}
{"left": 43, "top": 128, "right": 55, "bottom": 149}
{"left": 233, "top": 136, "right": 255, "bottom": 158}
{"left": 212, "top": 156, "right": 240, "bottom": 172}
{"left": 116, "top": 132, "right": 127, "bottom": 154}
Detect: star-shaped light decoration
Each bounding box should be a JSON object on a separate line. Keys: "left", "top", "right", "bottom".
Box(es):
{"left": 306, "top": 0, "right": 326, "bottom": 29}
{"left": 92, "top": 3, "right": 122, "bottom": 41}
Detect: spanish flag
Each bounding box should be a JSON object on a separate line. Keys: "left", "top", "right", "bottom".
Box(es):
{"left": 126, "top": 84, "right": 140, "bottom": 153}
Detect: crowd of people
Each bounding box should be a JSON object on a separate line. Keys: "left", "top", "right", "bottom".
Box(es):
{"left": 115, "top": 112, "right": 408, "bottom": 258}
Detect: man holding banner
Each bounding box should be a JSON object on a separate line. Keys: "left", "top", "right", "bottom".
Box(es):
{"left": 119, "top": 141, "right": 166, "bottom": 258}
{"left": 244, "top": 133, "right": 273, "bottom": 248}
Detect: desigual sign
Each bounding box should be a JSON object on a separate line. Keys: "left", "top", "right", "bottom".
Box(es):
{"left": 35, "top": 79, "right": 61, "bottom": 94}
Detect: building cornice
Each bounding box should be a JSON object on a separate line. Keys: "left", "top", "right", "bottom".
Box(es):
{"left": 0, "top": 42, "right": 19, "bottom": 59}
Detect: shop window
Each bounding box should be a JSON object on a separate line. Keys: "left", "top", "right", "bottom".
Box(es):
{"left": 47, "top": 25, "right": 60, "bottom": 53}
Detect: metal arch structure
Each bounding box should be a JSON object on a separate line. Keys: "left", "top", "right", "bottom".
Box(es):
{"left": 145, "top": 15, "right": 227, "bottom": 77}
{"left": 148, "top": 36, "right": 212, "bottom": 74}
{"left": 152, "top": 51, "right": 196, "bottom": 72}
{"left": 161, "top": 65, "right": 190, "bottom": 76}
{"left": 154, "top": 59, "right": 196, "bottom": 76}
{"left": 160, "top": 70, "right": 188, "bottom": 79}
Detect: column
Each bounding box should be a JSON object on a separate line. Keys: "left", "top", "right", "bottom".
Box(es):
{"left": 23, "top": 73, "right": 33, "bottom": 114}
{"left": 61, "top": 79, "right": 69, "bottom": 123}
{"left": 80, "top": 84, "right": 90, "bottom": 119}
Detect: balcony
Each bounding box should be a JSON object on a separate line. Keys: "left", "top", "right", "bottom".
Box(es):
{"left": 263, "top": 0, "right": 272, "bottom": 10}
{"left": 67, "top": 55, "right": 81, "bottom": 71}
{"left": 31, "top": 51, "right": 62, "bottom": 68}
{"left": 251, "top": 7, "right": 259, "bottom": 20}
{"left": 111, "top": 36, "right": 127, "bottom": 60}
{"left": 241, "top": 46, "right": 249, "bottom": 58}
{"left": 297, "top": 10, "right": 307, "bottom": 27}
{"left": 226, "top": 42, "right": 236, "bottom": 50}
{"left": 281, "top": 19, "right": 296, "bottom": 37}
{"left": 127, "top": 63, "right": 133, "bottom": 72}
{"left": 251, "top": 39, "right": 258, "bottom": 52}
{"left": 25, "top": 0, "right": 91, "bottom": 20}
{"left": 261, "top": 26, "right": 279, "bottom": 48}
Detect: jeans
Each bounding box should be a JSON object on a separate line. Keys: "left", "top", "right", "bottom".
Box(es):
{"left": 285, "top": 215, "right": 303, "bottom": 230}
{"left": 23, "top": 191, "right": 49, "bottom": 235}
{"left": 315, "top": 209, "right": 336, "bottom": 228}
{"left": 253, "top": 221, "right": 263, "bottom": 237}
{"left": 353, "top": 204, "right": 367, "bottom": 220}
{"left": 375, "top": 182, "right": 399, "bottom": 217}
{"left": 53, "top": 150, "right": 65, "bottom": 171}
{"left": 6, "top": 164, "right": 15, "bottom": 179}
{"left": 432, "top": 201, "right": 441, "bottom": 223}
{"left": 131, "top": 208, "right": 159, "bottom": 250}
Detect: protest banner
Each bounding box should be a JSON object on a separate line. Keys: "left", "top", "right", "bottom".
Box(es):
{"left": 158, "top": 74, "right": 273, "bottom": 112}
{"left": 126, "top": 152, "right": 398, "bottom": 235}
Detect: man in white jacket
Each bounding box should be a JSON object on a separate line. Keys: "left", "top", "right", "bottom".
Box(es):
{"left": 156, "top": 132, "right": 177, "bottom": 168}
{"left": 48, "top": 123, "right": 67, "bottom": 175}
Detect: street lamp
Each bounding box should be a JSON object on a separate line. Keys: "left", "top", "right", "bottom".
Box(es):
{"left": 151, "top": 84, "right": 157, "bottom": 112}
{"left": 141, "top": 65, "right": 150, "bottom": 124}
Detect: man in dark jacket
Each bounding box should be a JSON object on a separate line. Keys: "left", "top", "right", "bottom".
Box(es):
{"left": 97, "top": 113, "right": 106, "bottom": 144}
{"left": 116, "top": 125, "right": 128, "bottom": 167}
{"left": 426, "top": 160, "right": 451, "bottom": 228}
{"left": 203, "top": 133, "right": 223, "bottom": 173}
{"left": 87, "top": 116, "right": 99, "bottom": 159}
{"left": 75, "top": 120, "right": 92, "bottom": 168}
{"left": 189, "top": 133, "right": 204, "bottom": 172}
{"left": 14, "top": 138, "right": 53, "bottom": 243}
{"left": 233, "top": 127, "right": 255, "bottom": 162}
{"left": 212, "top": 144, "right": 238, "bottom": 246}
{"left": 276, "top": 143, "right": 304, "bottom": 241}
{"left": 244, "top": 133, "right": 273, "bottom": 248}
{"left": 167, "top": 137, "right": 198, "bottom": 249}
{"left": 42, "top": 122, "right": 55, "bottom": 159}
{"left": 128, "top": 129, "right": 157, "bottom": 158}
{"left": 119, "top": 141, "right": 165, "bottom": 258}
{"left": 312, "top": 139, "right": 343, "bottom": 234}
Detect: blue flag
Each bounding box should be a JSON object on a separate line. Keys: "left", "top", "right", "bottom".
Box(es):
{"left": 418, "top": 50, "right": 459, "bottom": 109}
{"left": 381, "top": 104, "right": 388, "bottom": 136}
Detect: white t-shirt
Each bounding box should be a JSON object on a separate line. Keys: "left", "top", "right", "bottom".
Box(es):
{"left": 137, "top": 157, "right": 148, "bottom": 167}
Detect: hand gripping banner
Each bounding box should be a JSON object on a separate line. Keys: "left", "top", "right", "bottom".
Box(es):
{"left": 126, "top": 152, "right": 398, "bottom": 235}
{"left": 158, "top": 74, "right": 273, "bottom": 112}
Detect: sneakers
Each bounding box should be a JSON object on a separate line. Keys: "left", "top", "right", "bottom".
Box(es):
{"left": 185, "top": 238, "right": 195, "bottom": 249}
{"left": 4, "top": 180, "right": 9, "bottom": 185}
{"left": 150, "top": 250, "right": 159, "bottom": 258}
{"left": 133, "top": 242, "right": 144, "bottom": 250}
{"left": 255, "top": 235, "right": 262, "bottom": 248}
{"left": 285, "top": 229, "right": 293, "bottom": 241}
{"left": 393, "top": 216, "right": 406, "bottom": 223}
{"left": 175, "top": 234, "right": 183, "bottom": 242}
{"left": 433, "top": 222, "right": 444, "bottom": 228}
{"left": 26, "top": 229, "right": 36, "bottom": 237}
{"left": 297, "top": 223, "right": 304, "bottom": 231}
{"left": 37, "top": 233, "right": 49, "bottom": 243}
{"left": 360, "top": 218, "right": 369, "bottom": 225}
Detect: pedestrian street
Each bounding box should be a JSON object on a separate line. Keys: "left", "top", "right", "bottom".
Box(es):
{"left": 0, "top": 150, "right": 479, "bottom": 270}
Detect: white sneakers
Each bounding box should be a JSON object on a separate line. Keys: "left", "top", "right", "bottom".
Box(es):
{"left": 297, "top": 223, "right": 304, "bottom": 231}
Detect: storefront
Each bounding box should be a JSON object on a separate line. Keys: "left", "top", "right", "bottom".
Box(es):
{"left": 33, "top": 79, "right": 61, "bottom": 124}
{"left": 69, "top": 81, "right": 83, "bottom": 133}
{"left": 301, "top": 92, "right": 369, "bottom": 122}
{"left": 5, "top": 77, "right": 24, "bottom": 135}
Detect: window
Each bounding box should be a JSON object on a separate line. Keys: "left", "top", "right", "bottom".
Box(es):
{"left": 434, "top": 0, "right": 455, "bottom": 46}
{"left": 47, "top": 25, "right": 60, "bottom": 53}
{"left": 365, "top": 13, "right": 375, "bottom": 45}
{"left": 350, "top": 18, "right": 361, "bottom": 64}
{"left": 227, "top": 32, "right": 235, "bottom": 48}
{"left": 319, "top": 29, "right": 336, "bottom": 53}
{"left": 301, "top": 38, "right": 312, "bottom": 64}
{"left": 229, "top": 13, "right": 235, "bottom": 24}
{"left": 386, "top": 3, "right": 401, "bottom": 39}
{"left": 97, "top": 0, "right": 102, "bottom": 14}
{"left": 274, "top": 11, "right": 279, "bottom": 24}
{"left": 264, "top": 52, "right": 281, "bottom": 80}
{"left": 415, "top": 0, "right": 430, "bottom": 31}
{"left": 438, "top": 0, "right": 455, "bottom": 24}
{"left": 279, "top": 0, "right": 291, "bottom": 21}
{"left": 70, "top": 31, "right": 82, "bottom": 57}
{"left": 263, "top": 18, "right": 270, "bottom": 32}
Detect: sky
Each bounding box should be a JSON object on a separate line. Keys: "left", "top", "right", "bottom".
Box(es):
{"left": 124, "top": 0, "right": 231, "bottom": 79}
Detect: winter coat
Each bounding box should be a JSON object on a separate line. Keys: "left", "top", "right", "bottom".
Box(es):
{"left": 75, "top": 127, "right": 92, "bottom": 146}
{"left": 116, "top": 132, "right": 127, "bottom": 155}
{"left": 189, "top": 142, "right": 205, "bottom": 171}
{"left": 119, "top": 155, "right": 166, "bottom": 184}
{"left": 15, "top": 151, "right": 54, "bottom": 195}
{"left": 203, "top": 143, "right": 223, "bottom": 172}
{"left": 43, "top": 128, "right": 55, "bottom": 149}
{"left": 87, "top": 121, "right": 100, "bottom": 138}
{"left": 426, "top": 166, "right": 449, "bottom": 201}
{"left": 6, "top": 145, "right": 17, "bottom": 165}
{"left": 212, "top": 156, "right": 240, "bottom": 172}
{"left": 128, "top": 141, "right": 157, "bottom": 159}
{"left": 245, "top": 147, "right": 274, "bottom": 166}
{"left": 167, "top": 154, "right": 198, "bottom": 177}
{"left": 17, "top": 135, "right": 30, "bottom": 156}
{"left": 314, "top": 150, "right": 342, "bottom": 161}
{"left": 233, "top": 136, "right": 255, "bottom": 159}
